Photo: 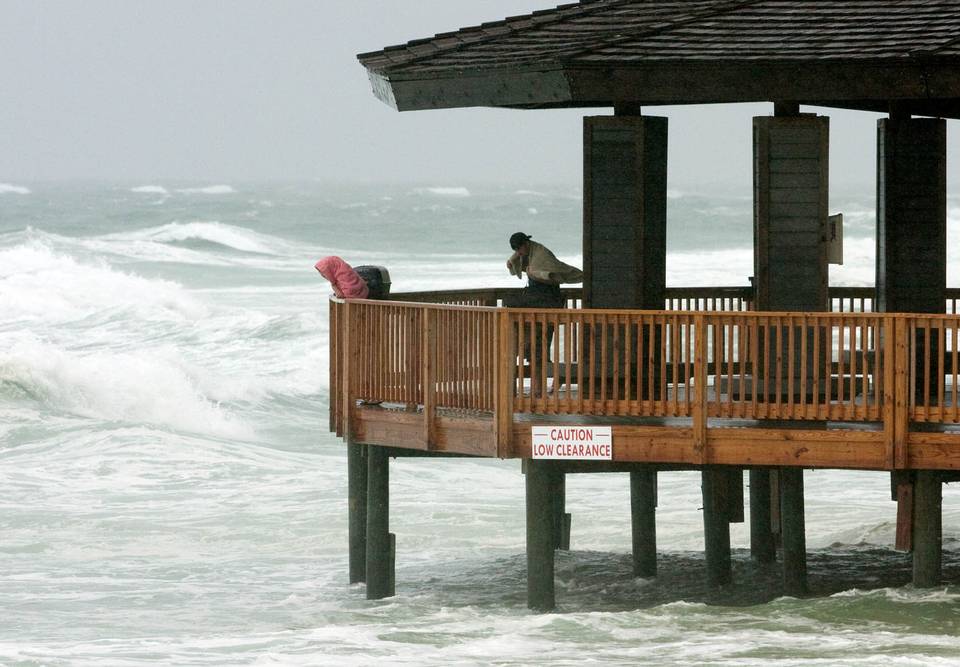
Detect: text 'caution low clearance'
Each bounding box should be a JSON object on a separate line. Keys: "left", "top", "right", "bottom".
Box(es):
{"left": 531, "top": 426, "right": 612, "bottom": 460}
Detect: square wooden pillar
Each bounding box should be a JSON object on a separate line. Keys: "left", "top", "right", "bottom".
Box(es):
{"left": 583, "top": 115, "right": 667, "bottom": 310}
{"left": 876, "top": 118, "right": 946, "bottom": 314}
{"left": 753, "top": 115, "right": 829, "bottom": 312}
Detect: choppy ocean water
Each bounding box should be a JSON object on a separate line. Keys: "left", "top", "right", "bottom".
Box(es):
{"left": 2, "top": 181, "right": 960, "bottom": 665}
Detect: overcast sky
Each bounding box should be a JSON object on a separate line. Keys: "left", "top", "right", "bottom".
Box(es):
{"left": 2, "top": 1, "right": 958, "bottom": 188}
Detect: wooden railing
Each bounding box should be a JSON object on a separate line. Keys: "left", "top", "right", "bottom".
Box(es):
{"left": 331, "top": 298, "right": 960, "bottom": 455}
{"left": 389, "top": 286, "right": 960, "bottom": 315}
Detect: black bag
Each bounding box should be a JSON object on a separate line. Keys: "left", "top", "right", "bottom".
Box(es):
{"left": 353, "top": 265, "right": 391, "bottom": 299}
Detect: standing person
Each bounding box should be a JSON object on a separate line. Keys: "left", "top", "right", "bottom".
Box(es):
{"left": 504, "top": 233, "right": 582, "bottom": 396}
{"left": 315, "top": 256, "right": 369, "bottom": 299}
{"left": 505, "top": 232, "right": 583, "bottom": 307}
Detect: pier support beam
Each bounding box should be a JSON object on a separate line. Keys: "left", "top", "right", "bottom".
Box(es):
{"left": 630, "top": 468, "right": 657, "bottom": 577}
{"left": 749, "top": 468, "right": 777, "bottom": 564}
{"left": 779, "top": 468, "right": 808, "bottom": 596}
{"left": 702, "top": 467, "right": 732, "bottom": 586}
{"left": 913, "top": 471, "right": 942, "bottom": 588}
{"left": 348, "top": 443, "right": 368, "bottom": 583}
{"left": 365, "top": 445, "right": 395, "bottom": 600}
{"left": 551, "top": 472, "right": 571, "bottom": 551}
{"left": 876, "top": 117, "right": 946, "bottom": 317}
{"left": 583, "top": 114, "right": 667, "bottom": 399}
{"left": 526, "top": 459, "right": 556, "bottom": 610}
{"left": 753, "top": 112, "right": 829, "bottom": 313}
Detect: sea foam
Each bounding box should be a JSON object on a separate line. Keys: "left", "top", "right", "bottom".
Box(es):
{"left": 0, "top": 242, "right": 207, "bottom": 322}
{"left": 130, "top": 185, "right": 169, "bottom": 194}
{"left": 0, "top": 183, "right": 31, "bottom": 194}
{"left": 413, "top": 186, "right": 471, "bottom": 197}
{"left": 101, "top": 221, "right": 280, "bottom": 255}
{"left": 0, "top": 335, "right": 252, "bottom": 438}
{"left": 176, "top": 185, "right": 236, "bottom": 195}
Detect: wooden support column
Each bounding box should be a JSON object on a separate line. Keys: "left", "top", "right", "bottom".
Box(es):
{"left": 630, "top": 468, "right": 657, "bottom": 577}
{"left": 876, "top": 118, "right": 946, "bottom": 316}
{"left": 584, "top": 114, "right": 667, "bottom": 399}
{"left": 876, "top": 117, "right": 946, "bottom": 403}
{"left": 348, "top": 443, "right": 368, "bottom": 583}
{"left": 913, "top": 471, "right": 942, "bottom": 588}
{"left": 526, "top": 459, "right": 556, "bottom": 610}
{"left": 551, "top": 471, "right": 571, "bottom": 550}
{"left": 702, "top": 467, "right": 732, "bottom": 586}
{"left": 779, "top": 468, "right": 808, "bottom": 596}
{"left": 749, "top": 469, "right": 776, "bottom": 563}
{"left": 754, "top": 110, "right": 823, "bottom": 594}
{"left": 365, "top": 445, "right": 395, "bottom": 599}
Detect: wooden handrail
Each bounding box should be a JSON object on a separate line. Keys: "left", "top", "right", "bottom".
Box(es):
{"left": 331, "top": 297, "right": 960, "bottom": 467}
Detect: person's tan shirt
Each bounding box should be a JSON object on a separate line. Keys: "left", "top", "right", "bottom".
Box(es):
{"left": 507, "top": 240, "right": 583, "bottom": 285}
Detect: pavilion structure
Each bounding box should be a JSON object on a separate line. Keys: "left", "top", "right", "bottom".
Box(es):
{"left": 333, "top": 0, "right": 960, "bottom": 610}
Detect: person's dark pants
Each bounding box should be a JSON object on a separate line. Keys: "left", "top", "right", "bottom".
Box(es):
{"left": 504, "top": 281, "right": 564, "bottom": 394}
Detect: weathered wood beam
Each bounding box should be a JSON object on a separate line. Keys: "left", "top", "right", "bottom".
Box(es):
{"left": 749, "top": 468, "right": 777, "bottom": 563}
{"left": 779, "top": 468, "right": 808, "bottom": 597}
{"left": 526, "top": 459, "right": 556, "bottom": 611}
{"left": 630, "top": 468, "right": 657, "bottom": 577}
{"left": 913, "top": 471, "right": 942, "bottom": 587}
{"left": 348, "top": 443, "right": 368, "bottom": 584}
{"left": 702, "top": 467, "right": 732, "bottom": 586}
{"left": 365, "top": 445, "right": 395, "bottom": 599}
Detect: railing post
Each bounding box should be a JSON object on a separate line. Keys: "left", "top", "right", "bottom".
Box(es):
{"left": 693, "top": 314, "right": 708, "bottom": 463}
{"left": 343, "top": 301, "right": 356, "bottom": 444}
{"left": 882, "top": 314, "right": 896, "bottom": 468}
{"left": 894, "top": 317, "right": 909, "bottom": 469}
{"left": 422, "top": 308, "right": 436, "bottom": 450}
{"left": 495, "top": 309, "right": 514, "bottom": 457}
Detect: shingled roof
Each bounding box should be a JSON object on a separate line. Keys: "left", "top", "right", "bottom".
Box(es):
{"left": 357, "top": 0, "right": 960, "bottom": 116}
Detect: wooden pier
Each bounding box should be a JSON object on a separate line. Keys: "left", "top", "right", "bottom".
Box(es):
{"left": 344, "top": 0, "right": 960, "bottom": 609}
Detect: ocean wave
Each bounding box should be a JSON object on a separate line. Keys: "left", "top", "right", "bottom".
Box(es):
{"left": 176, "top": 185, "right": 236, "bottom": 195}
{"left": 100, "top": 221, "right": 279, "bottom": 255}
{"left": 0, "top": 335, "right": 252, "bottom": 438}
{"left": 130, "top": 185, "right": 168, "bottom": 194}
{"left": 0, "top": 241, "right": 207, "bottom": 322}
{"left": 0, "top": 183, "right": 30, "bottom": 194}
{"left": 412, "top": 186, "right": 471, "bottom": 197}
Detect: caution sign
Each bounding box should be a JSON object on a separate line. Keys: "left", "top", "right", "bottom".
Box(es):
{"left": 531, "top": 426, "right": 612, "bottom": 460}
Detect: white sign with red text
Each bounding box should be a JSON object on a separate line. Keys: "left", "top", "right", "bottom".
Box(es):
{"left": 531, "top": 426, "right": 612, "bottom": 460}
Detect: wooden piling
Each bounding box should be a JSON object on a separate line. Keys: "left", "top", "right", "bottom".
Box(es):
{"left": 551, "top": 471, "right": 571, "bottom": 551}
{"left": 912, "top": 470, "right": 942, "bottom": 588}
{"left": 348, "top": 443, "right": 368, "bottom": 583}
{"left": 749, "top": 468, "right": 776, "bottom": 563}
{"left": 630, "top": 468, "right": 657, "bottom": 577}
{"left": 526, "top": 459, "right": 556, "bottom": 611}
{"left": 365, "top": 445, "right": 395, "bottom": 599}
{"left": 779, "top": 467, "right": 808, "bottom": 596}
{"left": 702, "top": 467, "right": 732, "bottom": 586}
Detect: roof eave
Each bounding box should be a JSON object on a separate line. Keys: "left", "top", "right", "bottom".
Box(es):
{"left": 365, "top": 59, "right": 960, "bottom": 113}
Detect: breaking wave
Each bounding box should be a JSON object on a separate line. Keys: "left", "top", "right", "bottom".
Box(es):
{"left": 0, "top": 334, "right": 252, "bottom": 438}
{"left": 0, "top": 183, "right": 31, "bottom": 194}
{"left": 100, "top": 221, "right": 280, "bottom": 255}
{"left": 130, "top": 185, "right": 169, "bottom": 194}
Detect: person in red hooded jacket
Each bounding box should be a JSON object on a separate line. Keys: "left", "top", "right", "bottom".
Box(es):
{"left": 315, "top": 256, "right": 369, "bottom": 299}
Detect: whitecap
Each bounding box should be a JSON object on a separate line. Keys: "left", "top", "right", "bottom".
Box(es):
{"left": 129, "top": 185, "right": 168, "bottom": 194}
{"left": 513, "top": 189, "right": 546, "bottom": 197}
{"left": 100, "top": 221, "right": 279, "bottom": 255}
{"left": 0, "top": 334, "right": 252, "bottom": 438}
{"left": 527, "top": 207, "right": 538, "bottom": 215}
{"left": 0, "top": 241, "right": 207, "bottom": 322}
{"left": 412, "top": 186, "right": 471, "bottom": 197}
{"left": 176, "top": 185, "right": 236, "bottom": 195}
{"left": 0, "top": 183, "right": 30, "bottom": 194}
